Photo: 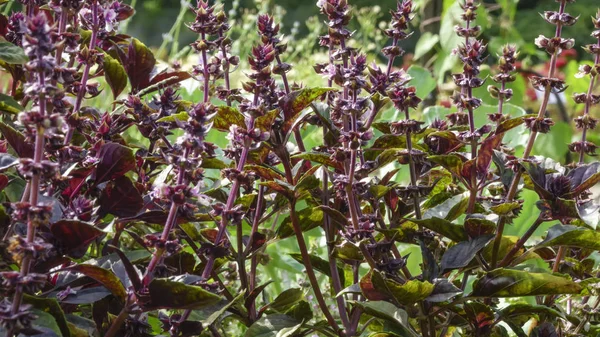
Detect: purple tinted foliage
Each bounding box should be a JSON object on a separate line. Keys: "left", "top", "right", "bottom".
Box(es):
{"left": 0, "top": 1, "right": 599, "bottom": 337}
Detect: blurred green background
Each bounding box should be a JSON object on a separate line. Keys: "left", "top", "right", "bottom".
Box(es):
{"left": 128, "top": 0, "right": 600, "bottom": 51}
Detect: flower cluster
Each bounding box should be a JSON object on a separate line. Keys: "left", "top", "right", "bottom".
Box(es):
{"left": 488, "top": 45, "right": 519, "bottom": 122}
{"left": 2, "top": 13, "right": 60, "bottom": 335}
{"left": 570, "top": 10, "right": 600, "bottom": 161}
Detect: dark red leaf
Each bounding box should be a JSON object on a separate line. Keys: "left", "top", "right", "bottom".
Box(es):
{"left": 50, "top": 220, "right": 104, "bottom": 258}
{"left": 125, "top": 38, "right": 156, "bottom": 92}
{"left": 62, "top": 167, "right": 93, "bottom": 199}
{"left": 0, "top": 174, "right": 8, "bottom": 192}
{"left": 115, "top": 4, "right": 135, "bottom": 21}
{"left": 109, "top": 245, "right": 142, "bottom": 292}
{"left": 98, "top": 176, "right": 143, "bottom": 218}
{"left": 477, "top": 135, "right": 502, "bottom": 176}
{"left": 93, "top": 142, "right": 136, "bottom": 185}
{"left": 148, "top": 70, "right": 192, "bottom": 87}
{"left": 0, "top": 121, "right": 34, "bottom": 158}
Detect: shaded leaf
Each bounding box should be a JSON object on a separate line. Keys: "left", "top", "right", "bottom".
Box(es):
{"left": 125, "top": 38, "right": 156, "bottom": 91}
{"left": 246, "top": 164, "right": 285, "bottom": 181}
{"left": 243, "top": 314, "right": 300, "bottom": 337}
{"left": 50, "top": 220, "right": 104, "bottom": 258}
{"left": 60, "top": 264, "right": 127, "bottom": 299}
{"left": 426, "top": 279, "right": 462, "bottom": 303}
{"left": 23, "top": 295, "right": 71, "bottom": 337}
{"left": 0, "top": 121, "right": 34, "bottom": 158}
{"left": 351, "top": 301, "right": 419, "bottom": 337}
{"left": 0, "top": 152, "right": 17, "bottom": 171}
{"left": 471, "top": 269, "right": 582, "bottom": 297}
{"left": 255, "top": 108, "right": 280, "bottom": 132}
{"left": 147, "top": 278, "right": 222, "bottom": 309}
{"left": 281, "top": 87, "right": 332, "bottom": 126}
{"left": 536, "top": 224, "right": 600, "bottom": 250}
{"left": 103, "top": 51, "right": 127, "bottom": 99}
{"left": 495, "top": 114, "right": 535, "bottom": 134}
{"left": 567, "top": 162, "right": 600, "bottom": 198}
{"left": 497, "top": 304, "right": 564, "bottom": 321}
{"left": 291, "top": 152, "right": 343, "bottom": 170}
{"left": 440, "top": 235, "right": 493, "bottom": 272}
{"left": 56, "top": 287, "right": 112, "bottom": 305}
{"left": 269, "top": 288, "right": 304, "bottom": 313}
{"left": 410, "top": 217, "right": 467, "bottom": 242}
{"left": 277, "top": 207, "right": 324, "bottom": 239}
{"left": 98, "top": 176, "right": 143, "bottom": 217}
{"left": 289, "top": 253, "right": 345, "bottom": 287}
{"left": 0, "top": 92, "right": 24, "bottom": 115}
{"left": 93, "top": 143, "right": 136, "bottom": 185}
{"left": 0, "top": 41, "right": 28, "bottom": 64}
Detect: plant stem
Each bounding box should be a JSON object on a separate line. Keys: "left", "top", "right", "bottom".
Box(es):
{"left": 462, "top": 19, "right": 478, "bottom": 215}
{"left": 202, "top": 81, "right": 260, "bottom": 280}
{"left": 9, "top": 39, "right": 49, "bottom": 334}
{"left": 578, "top": 37, "right": 600, "bottom": 164}
{"left": 64, "top": 0, "right": 99, "bottom": 144}
{"left": 54, "top": 9, "right": 69, "bottom": 67}
{"left": 289, "top": 200, "right": 341, "bottom": 334}
{"left": 403, "top": 107, "right": 423, "bottom": 220}
{"left": 492, "top": 3, "right": 566, "bottom": 266}
{"left": 104, "top": 304, "right": 130, "bottom": 337}
{"left": 498, "top": 216, "right": 544, "bottom": 267}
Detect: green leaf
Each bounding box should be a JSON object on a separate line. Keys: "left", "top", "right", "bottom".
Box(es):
{"left": 60, "top": 264, "right": 127, "bottom": 299}
{"left": 532, "top": 121, "right": 572, "bottom": 159}
{"left": 440, "top": 235, "right": 494, "bottom": 272}
{"left": 536, "top": 224, "right": 600, "bottom": 250}
{"left": 156, "top": 111, "right": 189, "bottom": 123}
{"left": 214, "top": 106, "right": 246, "bottom": 132}
{"left": 333, "top": 240, "right": 363, "bottom": 261}
{"left": 291, "top": 152, "right": 343, "bottom": 170}
{"left": 372, "top": 272, "right": 434, "bottom": 305}
{"left": 497, "top": 304, "right": 565, "bottom": 321}
{"left": 103, "top": 52, "right": 128, "bottom": 99}
{"left": 277, "top": 207, "right": 324, "bottom": 239}
{"left": 471, "top": 269, "right": 582, "bottom": 297}
{"left": 24, "top": 294, "right": 72, "bottom": 337}
{"left": 255, "top": 108, "right": 280, "bottom": 132}
{"left": 281, "top": 87, "right": 333, "bottom": 134}
{"left": 147, "top": 279, "right": 222, "bottom": 309}
{"left": 0, "top": 41, "right": 28, "bottom": 64}
{"left": 188, "top": 293, "right": 244, "bottom": 326}
{"left": 410, "top": 217, "right": 467, "bottom": 242}
{"left": 426, "top": 279, "right": 462, "bottom": 303}
{"left": 351, "top": 301, "right": 419, "bottom": 337}
{"left": 289, "top": 252, "right": 345, "bottom": 287}
{"left": 316, "top": 205, "right": 348, "bottom": 228}
{"left": 495, "top": 114, "right": 536, "bottom": 134}
{"left": 0, "top": 93, "right": 24, "bottom": 115}
{"left": 407, "top": 65, "right": 436, "bottom": 97}
{"left": 243, "top": 314, "right": 300, "bottom": 337}
{"left": 269, "top": 288, "right": 304, "bottom": 313}
{"left": 261, "top": 180, "right": 295, "bottom": 201}
{"left": 30, "top": 309, "right": 63, "bottom": 336}
{"left": 414, "top": 32, "right": 440, "bottom": 60}
{"left": 246, "top": 165, "right": 285, "bottom": 181}
{"left": 428, "top": 155, "right": 464, "bottom": 180}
